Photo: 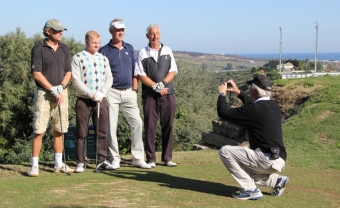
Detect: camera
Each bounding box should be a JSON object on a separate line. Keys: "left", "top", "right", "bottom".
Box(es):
{"left": 227, "top": 83, "right": 232, "bottom": 88}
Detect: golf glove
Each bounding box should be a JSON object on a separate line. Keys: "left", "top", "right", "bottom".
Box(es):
{"left": 94, "top": 91, "right": 105, "bottom": 101}
{"left": 50, "top": 86, "right": 60, "bottom": 96}
{"left": 152, "top": 81, "right": 165, "bottom": 93}
{"left": 56, "top": 85, "right": 63, "bottom": 94}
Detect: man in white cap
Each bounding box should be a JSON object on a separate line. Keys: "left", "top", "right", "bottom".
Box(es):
{"left": 29, "top": 19, "right": 74, "bottom": 176}
{"left": 99, "top": 18, "right": 151, "bottom": 169}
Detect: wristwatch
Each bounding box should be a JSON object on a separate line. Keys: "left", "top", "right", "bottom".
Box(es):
{"left": 132, "top": 89, "right": 138, "bottom": 93}
{"left": 219, "top": 93, "right": 226, "bottom": 96}
{"left": 162, "top": 80, "right": 168, "bottom": 86}
{"left": 61, "top": 84, "right": 66, "bottom": 89}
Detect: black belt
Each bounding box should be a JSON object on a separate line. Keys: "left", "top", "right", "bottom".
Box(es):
{"left": 112, "top": 86, "right": 131, "bottom": 91}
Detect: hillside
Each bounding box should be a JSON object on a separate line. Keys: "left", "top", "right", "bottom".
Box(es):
{"left": 172, "top": 51, "right": 268, "bottom": 71}
{"left": 273, "top": 75, "right": 340, "bottom": 169}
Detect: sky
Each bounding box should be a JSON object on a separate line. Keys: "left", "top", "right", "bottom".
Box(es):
{"left": 0, "top": 0, "right": 339, "bottom": 54}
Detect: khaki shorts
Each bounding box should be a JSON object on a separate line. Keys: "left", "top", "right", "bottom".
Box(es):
{"left": 32, "top": 88, "right": 69, "bottom": 134}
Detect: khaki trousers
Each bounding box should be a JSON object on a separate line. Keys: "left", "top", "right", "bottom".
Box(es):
{"left": 106, "top": 88, "right": 144, "bottom": 162}
{"left": 219, "top": 145, "right": 285, "bottom": 191}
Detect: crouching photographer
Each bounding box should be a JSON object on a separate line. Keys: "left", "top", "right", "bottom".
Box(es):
{"left": 217, "top": 75, "right": 289, "bottom": 200}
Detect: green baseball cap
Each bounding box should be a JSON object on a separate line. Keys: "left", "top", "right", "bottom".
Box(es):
{"left": 44, "top": 19, "right": 67, "bottom": 31}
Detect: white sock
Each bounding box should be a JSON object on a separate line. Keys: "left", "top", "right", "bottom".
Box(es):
{"left": 55, "top": 153, "right": 63, "bottom": 167}
{"left": 32, "top": 157, "right": 39, "bottom": 167}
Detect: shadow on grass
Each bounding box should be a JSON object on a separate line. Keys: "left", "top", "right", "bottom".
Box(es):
{"left": 0, "top": 160, "right": 77, "bottom": 177}
{"left": 102, "top": 169, "right": 239, "bottom": 197}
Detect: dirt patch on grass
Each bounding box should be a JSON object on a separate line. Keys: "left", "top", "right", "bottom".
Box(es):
{"left": 271, "top": 83, "right": 322, "bottom": 122}
{"left": 317, "top": 110, "right": 335, "bottom": 121}
{"left": 315, "top": 132, "right": 336, "bottom": 146}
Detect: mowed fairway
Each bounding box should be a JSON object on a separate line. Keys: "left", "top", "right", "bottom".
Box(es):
{"left": 1, "top": 150, "right": 339, "bottom": 208}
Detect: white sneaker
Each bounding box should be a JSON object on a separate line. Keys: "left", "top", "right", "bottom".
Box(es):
{"left": 232, "top": 188, "right": 263, "bottom": 200}
{"left": 28, "top": 166, "right": 39, "bottom": 177}
{"left": 133, "top": 160, "right": 152, "bottom": 169}
{"left": 75, "top": 163, "right": 85, "bottom": 173}
{"left": 162, "top": 161, "right": 177, "bottom": 167}
{"left": 54, "top": 163, "right": 75, "bottom": 173}
{"left": 111, "top": 160, "right": 120, "bottom": 169}
{"left": 97, "top": 161, "right": 116, "bottom": 170}
{"left": 148, "top": 162, "right": 156, "bottom": 168}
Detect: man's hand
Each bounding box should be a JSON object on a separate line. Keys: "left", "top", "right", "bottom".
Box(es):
{"left": 159, "top": 87, "right": 168, "bottom": 96}
{"left": 93, "top": 91, "right": 104, "bottom": 102}
{"left": 222, "top": 80, "right": 241, "bottom": 95}
{"left": 55, "top": 93, "right": 64, "bottom": 105}
{"left": 218, "top": 82, "right": 228, "bottom": 95}
{"left": 152, "top": 81, "right": 165, "bottom": 93}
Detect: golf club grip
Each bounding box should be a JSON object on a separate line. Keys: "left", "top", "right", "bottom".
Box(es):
{"left": 97, "top": 102, "right": 100, "bottom": 119}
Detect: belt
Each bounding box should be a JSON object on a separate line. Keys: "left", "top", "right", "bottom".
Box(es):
{"left": 112, "top": 86, "right": 131, "bottom": 91}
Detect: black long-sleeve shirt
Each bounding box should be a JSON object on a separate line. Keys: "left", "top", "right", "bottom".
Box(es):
{"left": 217, "top": 91, "right": 287, "bottom": 161}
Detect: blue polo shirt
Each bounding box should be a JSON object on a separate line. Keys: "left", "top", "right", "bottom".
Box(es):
{"left": 99, "top": 40, "right": 135, "bottom": 89}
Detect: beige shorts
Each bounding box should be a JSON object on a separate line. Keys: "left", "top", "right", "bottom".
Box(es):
{"left": 32, "top": 88, "right": 69, "bottom": 134}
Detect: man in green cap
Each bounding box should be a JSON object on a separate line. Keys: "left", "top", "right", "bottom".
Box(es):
{"left": 29, "top": 19, "right": 74, "bottom": 176}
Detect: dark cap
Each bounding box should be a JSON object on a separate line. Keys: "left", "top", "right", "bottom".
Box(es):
{"left": 246, "top": 75, "right": 272, "bottom": 91}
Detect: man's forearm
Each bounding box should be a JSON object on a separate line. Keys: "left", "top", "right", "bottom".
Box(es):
{"left": 33, "top": 72, "right": 53, "bottom": 90}
{"left": 162, "top": 71, "right": 176, "bottom": 83}
{"left": 61, "top": 71, "right": 72, "bottom": 87}
{"left": 137, "top": 75, "right": 156, "bottom": 88}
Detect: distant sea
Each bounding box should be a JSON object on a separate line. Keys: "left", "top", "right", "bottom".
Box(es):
{"left": 234, "top": 52, "right": 340, "bottom": 61}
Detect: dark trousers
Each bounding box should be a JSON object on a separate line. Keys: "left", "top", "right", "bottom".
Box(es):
{"left": 143, "top": 94, "right": 176, "bottom": 162}
{"left": 75, "top": 97, "right": 108, "bottom": 165}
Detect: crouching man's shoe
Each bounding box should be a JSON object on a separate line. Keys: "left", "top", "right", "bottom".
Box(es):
{"left": 232, "top": 188, "right": 263, "bottom": 200}
{"left": 271, "top": 176, "right": 289, "bottom": 197}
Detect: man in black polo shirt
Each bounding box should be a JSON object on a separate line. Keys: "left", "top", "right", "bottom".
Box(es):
{"left": 29, "top": 19, "right": 74, "bottom": 176}
{"left": 217, "top": 75, "right": 289, "bottom": 200}
{"left": 135, "top": 24, "right": 178, "bottom": 167}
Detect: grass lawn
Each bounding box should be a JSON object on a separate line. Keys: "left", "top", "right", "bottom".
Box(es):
{"left": 1, "top": 150, "right": 339, "bottom": 208}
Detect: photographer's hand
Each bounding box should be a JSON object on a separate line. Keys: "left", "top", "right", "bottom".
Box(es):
{"left": 218, "top": 82, "right": 228, "bottom": 95}
{"left": 226, "top": 80, "right": 240, "bottom": 95}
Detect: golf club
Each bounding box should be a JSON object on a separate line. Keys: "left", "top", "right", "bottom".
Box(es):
{"left": 94, "top": 102, "right": 101, "bottom": 173}
{"left": 58, "top": 104, "right": 71, "bottom": 176}
{"left": 83, "top": 129, "right": 87, "bottom": 171}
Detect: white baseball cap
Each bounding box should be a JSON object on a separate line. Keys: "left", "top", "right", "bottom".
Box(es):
{"left": 110, "top": 21, "right": 126, "bottom": 29}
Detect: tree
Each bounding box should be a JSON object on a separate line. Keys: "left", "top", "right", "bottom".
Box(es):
{"left": 226, "top": 63, "right": 233, "bottom": 70}
{"left": 264, "top": 60, "right": 279, "bottom": 70}
{"left": 304, "top": 58, "right": 310, "bottom": 70}
{"left": 0, "top": 28, "right": 36, "bottom": 162}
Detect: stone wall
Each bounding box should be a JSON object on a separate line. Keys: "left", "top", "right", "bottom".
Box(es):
{"left": 201, "top": 118, "right": 248, "bottom": 148}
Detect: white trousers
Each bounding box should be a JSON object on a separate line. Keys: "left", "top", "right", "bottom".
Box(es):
{"left": 219, "top": 145, "right": 285, "bottom": 191}
{"left": 106, "top": 88, "right": 144, "bottom": 162}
